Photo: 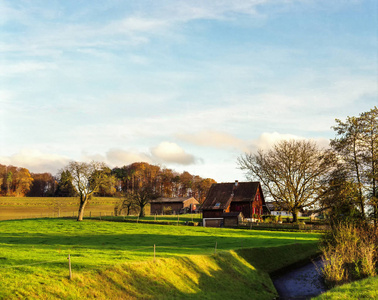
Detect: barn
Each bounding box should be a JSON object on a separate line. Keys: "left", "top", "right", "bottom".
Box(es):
{"left": 150, "top": 197, "right": 199, "bottom": 215}
{"left": 202, "top": 181, "right": 267, "bottom": 227}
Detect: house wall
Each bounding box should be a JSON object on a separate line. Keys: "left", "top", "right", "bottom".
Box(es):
{"left": 224, "top": 217, "right": 238, "bottom": 227}
{"left": 228, "top": 188, "right": 264, "bottom": 218}
{"left": 230, "top": 202, "right": 252, "bottom": 218}
{"left": 183, "top": 198, "right": 199, "bottom": 210}
{"left": 271, "top": 211, "right": 302, "bottom": 217}
{"left": 150, "top": 202, "right": 183, "bottom": 215}
{"left": 202, "top": 210, "right": 223, "bottom": 219}
{"left": 204, "top": 218, "right": 223, "bottom": 227}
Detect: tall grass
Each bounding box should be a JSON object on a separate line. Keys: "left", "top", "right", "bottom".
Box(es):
{"left": 320, "top": 223, "right": 378, "bottom": 287}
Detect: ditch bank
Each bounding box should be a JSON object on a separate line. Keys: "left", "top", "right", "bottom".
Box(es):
{"left": 4, "top": 243, "right": 320, "bottom": 299}
{"left": 272, "top": 258, "right": 327, "bottom": 299}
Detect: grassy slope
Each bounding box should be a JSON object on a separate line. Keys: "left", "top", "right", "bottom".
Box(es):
{"left": 313, "top": 276, "right": 378, "bottom": 300}
{"left": 0, "top": 219, "right": 320, "bottom": 299}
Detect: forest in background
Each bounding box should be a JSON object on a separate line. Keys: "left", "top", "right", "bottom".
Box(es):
{"left": 0, "top": 162, "right": 216, "bottom": 204}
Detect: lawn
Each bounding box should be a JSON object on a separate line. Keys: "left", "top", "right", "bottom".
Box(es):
{"left": 313, "top": 276, "right": 378, "bottom": 299}
{"left": 0, "top": 218, "right": 320, "bottom": 299}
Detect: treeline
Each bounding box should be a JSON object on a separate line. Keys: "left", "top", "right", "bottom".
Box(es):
{"left": 238, "top": 106, "right": 377, "bottom": 224}
{"left": 0, "top": 162, "right": 216, "bottom": 203}
{"left": 324, "top": 106, "right": 378, "bottom": 223}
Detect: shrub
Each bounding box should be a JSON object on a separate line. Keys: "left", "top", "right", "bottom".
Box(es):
{"left": 320, "top": 223, "right": 377, "bottom": 287}
{"left": 163, "top": 206, "right": 172, "bottom": 215}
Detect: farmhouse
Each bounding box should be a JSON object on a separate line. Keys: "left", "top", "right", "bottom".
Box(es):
{"left": 265, "top": 201, "right": 302, "bottom": 218}
{"left": 202, "top": 181, "right": 267, "bottom": 227}
{"left": 150, "top": 197, "right": 199, "bottom": 215}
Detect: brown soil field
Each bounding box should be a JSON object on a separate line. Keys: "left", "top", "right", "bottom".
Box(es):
{"left": 0, "top": 197, "right": 121, "bottom": 220}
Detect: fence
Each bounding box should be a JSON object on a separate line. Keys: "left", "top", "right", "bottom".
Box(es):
{"left": 239, "top": 221, "right": 329, "bottom": 231}
{"left": 1, "top": 241, "right": 223, "bottom": 280}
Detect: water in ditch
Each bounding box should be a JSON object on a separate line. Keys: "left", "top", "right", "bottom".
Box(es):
{"left": 272, "top": 259, "right": 327, "bottom": 299}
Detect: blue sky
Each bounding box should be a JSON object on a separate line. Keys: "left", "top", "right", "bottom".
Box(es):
{"left": 0, "top": 0, "right": 377, "bottom": 182}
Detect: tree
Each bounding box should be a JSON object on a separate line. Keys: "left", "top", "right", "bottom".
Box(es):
{"left": 63, "top": 161, "right": 113, "bottom": 221}
{"left": 321, "top": 166, "right": 363, "bottom": 224}
{"left": 55, "top": 170, "right": 77, "bottom": 197}
{"left": 194, "top": 178, "right": 217, "bottom": 204}
{"left": 360, "top": 107, "right": 378, "bottom": 224}
{"left": 179, "top": 171, "right": 193, "bottom": 197}
{"left": 12, "top": 168, "right": 33, "bottom": 196}
{"left": 27, "top": 173, "right": 56, "bottom": 197}
{"left": 331, "top": 106, "right": 378, "bottom": 223}
{"left": 114, "top": 191, "right": 137, "bottom": 216}
{"left": 238, "top": 139, "right": 333, "bottom": 222}
{"left": 0, "top": 165, "right": 33, "bottom": 196}
{"left": 132, "top": 185, "right": 157, "bottom": 217}
{"left": 331, "top": 116, "right": 365, "bottom": 214}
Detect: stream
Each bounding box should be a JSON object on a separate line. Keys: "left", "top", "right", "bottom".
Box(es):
{"left": 272, "top": 259, "right": 327, "bottom": 299}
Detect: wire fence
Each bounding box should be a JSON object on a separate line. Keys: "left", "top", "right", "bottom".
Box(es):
{"left": 0, "top": 211, "right": 203, "bottom": 223}
{"left": 0, "top": 241, "right": 223, "bottom": 279}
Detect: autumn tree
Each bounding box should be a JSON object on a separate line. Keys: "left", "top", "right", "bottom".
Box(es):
{"left": 179, "top": 171, "right": 193, "bottom": 197}
{"left": 0, "top": 165, "right": 33, "bottom": 196}
{"left": 112, "top": 162, "right": 216, "bottom": 215}
{"left": 238, "top": 139, "right": 334, "bottom": 222}
{"left": 195, "top": 178, "right": 217, "bottom": 204}
{"left": 63, "top": 161, "right": 114, "bottom": 221}
{"left": 157, "top": 168, "right": 176, "bottom": 197}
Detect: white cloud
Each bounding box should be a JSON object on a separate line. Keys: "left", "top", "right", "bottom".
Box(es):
{"left": 106, "top": 149, "right": 152, "bottom": 167}
{"left": 177, "top": 130, "right": 249, "bottom": 152}
{"left": 106, "top": 17, "right": 168, "bottom": 34}
{"left": 249, "top": 132, "right": 330, "bottom": 152}
{"left": 150, "top": 142, "right": 197, "bottom": 165}
{"left": 0, "top": 90, "right": 13, "bottom": 103}
{"left": 0, "top": 62, "right": 56, "bottom": 76}
{"left": 0, "top": 149, "right": 70, "bottom": 174}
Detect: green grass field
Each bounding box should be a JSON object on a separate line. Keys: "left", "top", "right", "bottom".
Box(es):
{"left": 0, "top": 218, "right": 320, "bottom": 299}
{"left": 313, "top": 276, "right": 378, "bottom": 299}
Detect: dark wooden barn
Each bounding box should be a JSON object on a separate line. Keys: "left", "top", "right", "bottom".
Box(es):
{"left": 202, "top": 181, "right": 266, "bottom": 227}
{"left": 150, "top": 197, "right": 199, "bottom": 215}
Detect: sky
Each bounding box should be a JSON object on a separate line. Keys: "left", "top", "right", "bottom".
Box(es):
{"left": 0, "top": 0, "right": 377, "bottom": 183}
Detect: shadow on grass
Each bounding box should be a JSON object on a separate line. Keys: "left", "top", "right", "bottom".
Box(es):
{"left": 82, "top": 251, "right": 278, "bottom": 300}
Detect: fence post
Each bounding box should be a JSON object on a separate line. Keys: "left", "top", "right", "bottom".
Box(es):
{"left": 177, "top": 214, "right": 179, "bottom": 225}
{"left": 214, "top": 241, "right": 217, "bottom": 255}
{"left": 68, "top": 254, "right": 72, "bottom": 280}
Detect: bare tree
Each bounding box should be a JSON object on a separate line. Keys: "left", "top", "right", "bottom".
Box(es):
{"left": 132, "top": 185, "right": 157, "bottom": 217}
{"left": 238, "top": 139, "right": 333, "bottom": 222}
{"left": 64, "top": 161, "right": 112, "bottom": 221}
